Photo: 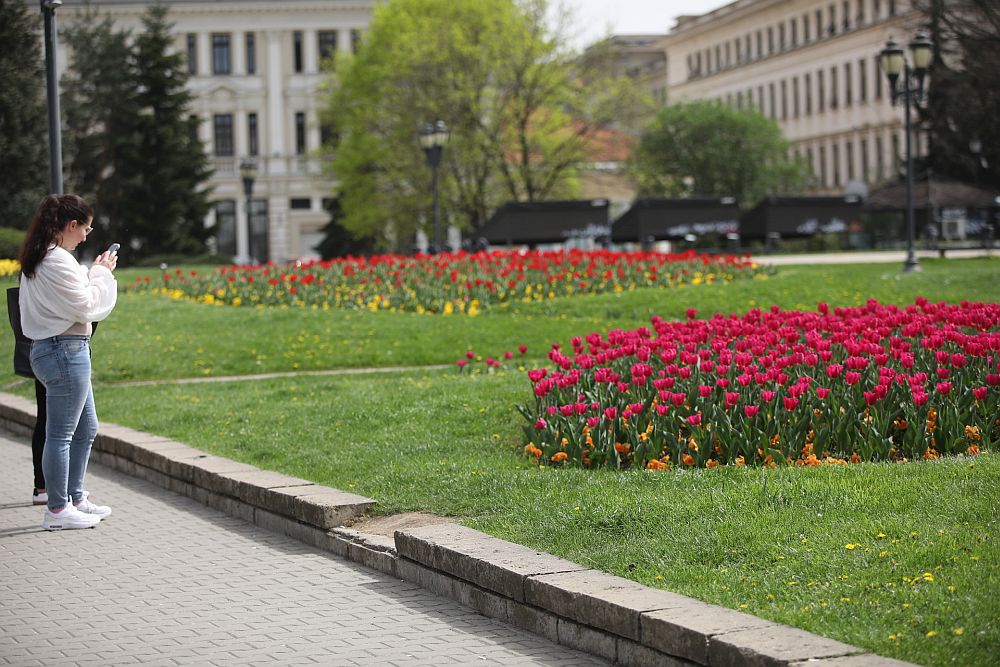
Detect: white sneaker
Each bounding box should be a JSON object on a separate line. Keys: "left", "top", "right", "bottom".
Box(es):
{"left": 74, "top": 497, "right": 112, "bottom": 519}
{"left": 32, "top": 489, "right": 48, "bottom": 505}
{"left": 41, "top": 505, "right": 101, "bottom": 531}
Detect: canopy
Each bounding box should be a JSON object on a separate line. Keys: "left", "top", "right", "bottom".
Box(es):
{"left": 475, "top": 200, "right": 610, "bottom": 245}
{"left": 739, "top": 196, "right": 863, "bottom": 239}
{"left": 611, "top": 197, "right": 739, "bottom": 242}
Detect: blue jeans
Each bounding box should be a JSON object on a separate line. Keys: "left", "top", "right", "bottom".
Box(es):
{"left": 30, "top": 336, "right": 98, "bottom": 511}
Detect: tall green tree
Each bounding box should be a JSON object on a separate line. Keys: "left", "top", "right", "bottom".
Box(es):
{"left": 62, "top": 11, "right": 141, "bottom": 251}
{"left": 630, "top": 101, "right": 809, "bottom": 208}
{"left": 322, "top": 0, "right": 647, "bottom": 251}
{"left": 914, "top": 0, "right": 1000, "bottom": 190}
{"left": 121, "top": 5, "right": 212, "bottom": 259}
{"left": 0, "top": 0, "right": 49, "bottom": 229}
{"left": 62, "top": 5, "right": 212, "bottom": 261}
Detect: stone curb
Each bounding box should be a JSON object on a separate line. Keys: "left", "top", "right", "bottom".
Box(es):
{"left": 0, "top": 392, "right": 918, "bottom": 667}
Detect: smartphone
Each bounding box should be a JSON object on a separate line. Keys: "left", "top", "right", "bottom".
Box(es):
{"left": 107, "top": 243, "right": 120, "bottom": 257}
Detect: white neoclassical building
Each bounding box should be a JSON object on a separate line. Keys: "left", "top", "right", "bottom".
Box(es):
{"left": 661, "top": 0, "right": 925, "bottom": 195}
{"left": 49, "top": 0, "right": 376, "bottom": 263}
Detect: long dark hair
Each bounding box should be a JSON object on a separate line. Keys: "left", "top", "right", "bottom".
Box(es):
{"left": 18, "top": 194, "right": 93, "bottom": 278}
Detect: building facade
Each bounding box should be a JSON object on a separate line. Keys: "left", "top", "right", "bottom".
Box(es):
{"left": 52, "top": 0, "right": 376, "bottom": 263}
{"left": 662, "top": 0, "right": 924, "bottom": 195}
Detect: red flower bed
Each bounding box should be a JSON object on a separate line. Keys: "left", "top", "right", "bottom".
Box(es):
{"left": 518, "top": 299, "right": 999, "bottom": 468}
{"left": 127, "top": 249, "right": 761, "bottom": 314}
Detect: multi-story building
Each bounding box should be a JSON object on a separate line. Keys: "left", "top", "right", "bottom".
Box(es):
{"left": 662, "top": 0, "right": 924, "bottom": 195}
{"left": 50, "top": 0, "right": 376, "bottom": 263}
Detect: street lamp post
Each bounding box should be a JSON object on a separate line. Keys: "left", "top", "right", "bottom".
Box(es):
{"left": 239, "top": 159, "right": 257, "bottom": 264}
{"left": 41, "top": 0, "right": 64, "bottom": 193}
{"left": 420, "top": 120, "right": 450, "bottom": 253}
{"left": 880, "top": 31, "right": 934, "bottom": 273}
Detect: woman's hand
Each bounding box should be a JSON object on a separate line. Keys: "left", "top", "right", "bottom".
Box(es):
{"left": 92, "top": 251, "right": 118, "bottom": 272}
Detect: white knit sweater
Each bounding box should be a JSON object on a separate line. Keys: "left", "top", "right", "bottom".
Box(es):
{"left": 19, "top": 246, "right": 117, "bottom": 340}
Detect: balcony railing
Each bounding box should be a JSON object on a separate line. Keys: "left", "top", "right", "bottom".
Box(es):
{"left": 210, "top": 154, "right": 329, "bottom": 179}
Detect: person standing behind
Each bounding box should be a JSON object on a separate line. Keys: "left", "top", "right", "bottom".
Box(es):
{"left": 18, "top": 194, "right": 118, "bottom": 530}
{"left": 6, "top": 286, "right": 51, "bottom": 506}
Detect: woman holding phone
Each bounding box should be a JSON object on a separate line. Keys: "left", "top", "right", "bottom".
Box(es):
{"left": 18, "top": 194, "right": 118, "bottom": 530}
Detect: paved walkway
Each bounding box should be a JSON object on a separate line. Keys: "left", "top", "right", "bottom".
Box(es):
{"left": 0, "top": 432, "right": 607, "bottom": 667}
{"left": 750, "top": 247, "right": 992, "bottom": 265}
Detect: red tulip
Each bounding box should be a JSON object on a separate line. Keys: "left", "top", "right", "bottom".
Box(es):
{"left": 744, "top": 405, "right": 760, "bottom": 418}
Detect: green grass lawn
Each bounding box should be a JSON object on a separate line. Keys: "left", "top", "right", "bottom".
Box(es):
{"left": 2, "top": 257, "right": 999, "bottom": 666}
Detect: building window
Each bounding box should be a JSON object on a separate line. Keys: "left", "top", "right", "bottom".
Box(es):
{"left": 891, "top": 132, "right": 900, "bottom": 176}
{"left": 859, "top": 58, "right": 867, "bottom": 102}
{"left": 819, "top": 145, "right": 828, "bottom": 186}
{"left": 724, "top": 42, "right": 731, "bottom": 67}
{"left": 248, "top": 112, "right": 258, "bottom": 156}
{"left": 351, "top": 29, "right": 362, "bottom": 54}
{"left": 790, "top": 18, "right": 798, "bottom": 47}
{"left": 744, "top": 34, "right": 751, "bottom": 61}
{"left": 781, "top": 79, "right": 788, "bottom": 119}
{"left": 828, "top": 4, "right": 836, "bottom": 35}
{"left": 778, "top": 24, "right": 786, "bottom": 51}
{"left": 860, "top": 137, "right": 869, "bottom": 181}
{"left": 246, "top": 33, "right": 256, "bottom": 75}
{"left": 757, "top": 85, "right": 764, "bottom": 110}
{"left": 804, "top": 73, "right": 812, "bottom": 114}
{"left": 803, "top": 14, "right": 811, "bottom": 42}
{"left": 818, "top": 69, "right": 825, "bottom": 111}
{"left": 293, "top": 31, "right": 303, "bottom": 73}
{"left": 319, "top": 30, "right": 338, "bottom": 62}
{"left": 212, "top": 33, "right": 231, "bottom": 75}
{"left": 767, "top": 27, "right": 774, "bottom": 54}
{"left": 793, "top": 77, "right": 800, "bottom": 117}
{"left": 187, "top": 34, "right": 197, "bottom": 75}
{"left": 888, "top": 0, "right": 896, "bottom": 16}
{"left": 214, "top": 200, "right": 236, "bottom": 257}
{"left": 295, "top": 112, "right": 306, "bottom": 155}
{"left": 842, "top": 0, "right": 851, "bottom": 30}
{"left": 832, "top": 143, "right": 841, "bottom": 187}
{"left": 747, "top": 87, "right": 754, "bottom": 109}
{"left": 290, "top": 198, "right": 312, "bottom": 210}
{"left": 806, "top": 147, "right": 815, "bottom": 180}
{"left": 856, "top": 0, "right": 865, "bottom": 25}
{"left": 769, "top": 82, "right": 776, "bottom": 119}
{"left": 846, "top": 140, "right": 855, "bottom": 181}
{"left": 187, "top": 114, "right": 199, "bottom": 145}
{"left": 873, "top": 0, "right": 881, "bottom": 19}
{"left": 876, "top": 135, "right": 884, "bottom": 180}
{"left": 213, "top": 114, "right": 233, "bottom": 156}
{"left": 874, "top": 57, "right": 882, "bottom": 99}
{"left": 845, "top": 62, "right": 853, "bottom": 106}
{"left": 715, "top": 45, "right": 721, "bottom": 70}
{"left": 830, "top": 66, "right": 839, "bottom": 109}
{"left": 817, "top": 10, "right": 824, "bottom": 38}
{"left": 756, "top": 30, "right": 763, "bottom": 57}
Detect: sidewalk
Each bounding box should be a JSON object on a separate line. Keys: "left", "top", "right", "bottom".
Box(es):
{"left": 0, "top": 432, "right": 607, "bottom": 667}
{"left": 749, "top": 248, "right": 992, "bottom": 265}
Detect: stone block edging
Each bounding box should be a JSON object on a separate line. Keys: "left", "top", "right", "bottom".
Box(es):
{"left": 0, "top": 392, "right": 918, "bottom": 667}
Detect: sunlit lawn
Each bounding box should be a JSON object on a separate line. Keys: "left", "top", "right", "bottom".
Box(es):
{"left": 2, "top": 257, "right": 998, "bottom": 666}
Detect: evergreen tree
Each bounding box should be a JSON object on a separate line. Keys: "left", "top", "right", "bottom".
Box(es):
{"left": 61, "top": 11, "right": 141, "bottom": 252}
{"left": 61, "top": 4, "right": 212, "bottom": 262}
{"left": 0, "top": 0, "right": 49, "bottom": 229}
{"left": 121, "top": 5, "right": 212, "bottom": 260}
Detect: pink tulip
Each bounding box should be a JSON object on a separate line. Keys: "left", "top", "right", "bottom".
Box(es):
{"left": 744, "top": 405, "right": 760, "bottom": 418}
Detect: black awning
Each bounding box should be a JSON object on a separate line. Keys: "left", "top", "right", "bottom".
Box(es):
{"left": 740, "top": 196, "right": 864, "bottom": 239}
{"left": 475, "top": 200, "right": 610, "bottom": 245}
{"left": 611, "top": 197, "right": 740, "bottom": 242}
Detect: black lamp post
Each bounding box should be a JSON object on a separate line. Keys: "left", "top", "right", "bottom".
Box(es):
{"left": 41, "top": 0, "right": 64, "bottom": 194}
{"left": 239, "top": 158, "right": 257, "bottom": 264}
{"left": 880, "top": 31, "right": 934, "bottom": 273}
{"left": 420, "top": 120, "right": 450, "bottom": 253}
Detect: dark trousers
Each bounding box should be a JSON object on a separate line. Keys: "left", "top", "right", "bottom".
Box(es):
{"left": 32, "top": 379, "right": 47, "bottom": 490}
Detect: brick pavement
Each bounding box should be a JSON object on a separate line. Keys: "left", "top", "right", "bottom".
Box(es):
{"left": 0, "top": 431, "right": 608, "bottom": 667}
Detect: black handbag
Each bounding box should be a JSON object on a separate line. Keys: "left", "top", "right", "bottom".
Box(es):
{"left": 6, "top": 286, "right": 34, "bottom": 378}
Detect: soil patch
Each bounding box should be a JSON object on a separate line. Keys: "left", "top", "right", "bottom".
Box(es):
{"left": 348, "top": 511, "right": 458, "bottom": 537}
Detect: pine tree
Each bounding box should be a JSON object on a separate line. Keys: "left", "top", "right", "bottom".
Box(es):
{"left": 61, "top": 4, "right": 212, "bottom": 261}
{"left": 61, "top": 11, "right": 141, "bottom": 252}
{"left": 0, "top": 0, "right": 49, "bottom": 229}
{"left": 120, "top": 5, "right": 212, "bottom": 260}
